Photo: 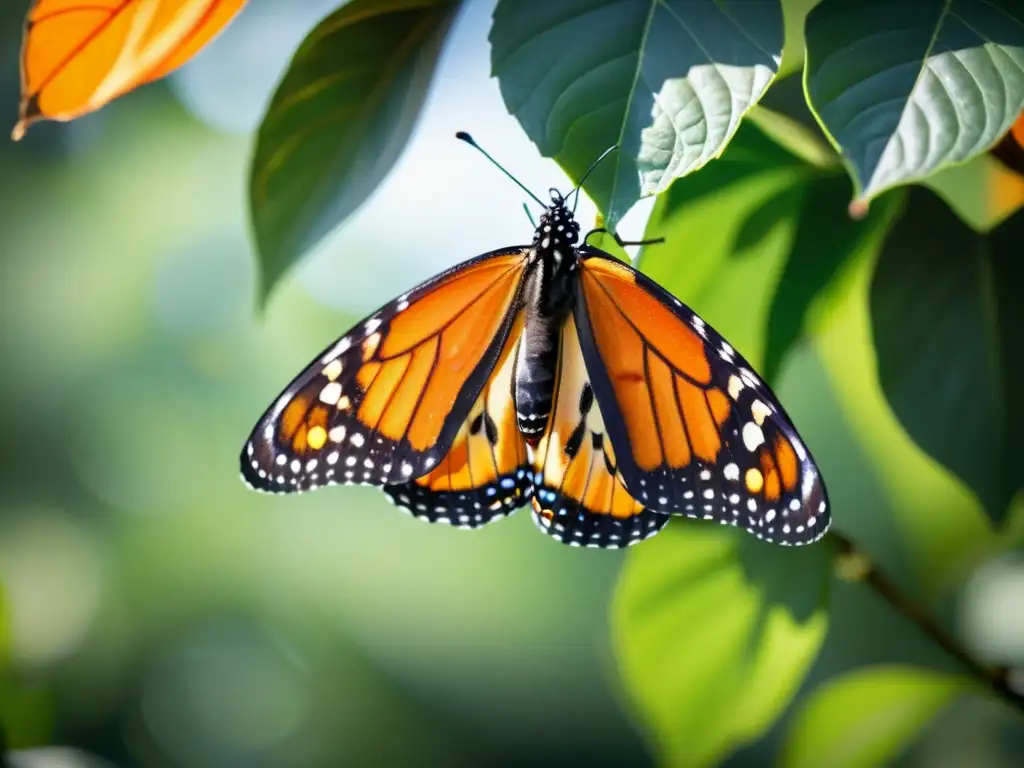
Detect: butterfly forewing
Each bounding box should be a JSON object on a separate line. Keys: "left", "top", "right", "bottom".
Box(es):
{"left": 530, "top": 315, "right": 670, "bottom": 549}
{"left": 574, "top": 249, "right": 830, "bottom": 546}
{"left": 383, "top": 310, "right": 533, "bottom": 527}
{"left": 241, "top": 248, "right": 530, "bottom": 492}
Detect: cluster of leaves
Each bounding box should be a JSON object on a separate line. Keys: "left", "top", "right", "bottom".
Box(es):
{"left": 250, "top": 0, "right": 1024, "bottom": 763}
{"left": 13, "top": 0, "right": 1024, "bottom": 765}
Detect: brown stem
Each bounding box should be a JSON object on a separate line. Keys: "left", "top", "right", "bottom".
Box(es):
{"left": 828, "top": 530, "right": 1024, "bottom": 717}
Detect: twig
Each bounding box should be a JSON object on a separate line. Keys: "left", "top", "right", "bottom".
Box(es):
{"left": 828, "top": 530, "right": 1024, "bottom": 717}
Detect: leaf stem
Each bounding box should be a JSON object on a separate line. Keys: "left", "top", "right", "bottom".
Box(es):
{"left": 828, "top": 530, "right": 1024, "bottom": 717}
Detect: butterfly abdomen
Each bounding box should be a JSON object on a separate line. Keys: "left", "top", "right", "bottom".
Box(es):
{"left": 514, "top": 261, "right": 573, "bottom": 442}
{"left": 514, "top": 329, "right": 557, "bottom": 441}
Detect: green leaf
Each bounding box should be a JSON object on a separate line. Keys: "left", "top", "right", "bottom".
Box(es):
{"left": 761, "top": 179, "right": 899, "bottom": 383}
{"left": 250, "top": 0, "right": 459, "bottom": 305}
{"left": 612, "top": 522, "right": 830, "bottom": 768}
{"left": 746, "top": 105, "right": 838, "bottom": 170}
{"left": 642, "top": 116, "right": 814, "bottom": 240}
{"left": 870, "top": 187, "right": 1024, "bottom": 525}
{"left": 491, "top": 0, "right": 783, "bottom": 228}
{"left": 804, "top": 0, "right": 1024, "bottom": 203}
{"left": 780, "top": 665, "right": 970, "bottom": 768}
{"left": 0, "top": 585, "right": 7, "bottom": 672}
{"left": 638, "top": 119, "right": 813, "bottom": 369}
{"left": 642, "top": 118, "right": 894, "bottom": 384}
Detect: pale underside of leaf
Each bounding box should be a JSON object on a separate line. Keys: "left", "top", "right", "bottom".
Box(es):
{"left": 805, "top": 0, "right": 1024, "bottom": 202}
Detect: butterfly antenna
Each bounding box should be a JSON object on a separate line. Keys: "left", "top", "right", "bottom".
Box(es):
{"left": 456, "top": 131, "right": 544, "bottom": 207}
{"left": 571, "top": 144, "right": 618, "bottom": 213}
{"left": 522, "top": 202, "right": 537, "bottom": 228}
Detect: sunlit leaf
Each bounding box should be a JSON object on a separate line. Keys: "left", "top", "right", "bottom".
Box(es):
{"left": 804, "top": 0, "right": 1024, "bottom": 203}
{"left": 746, "top": 104, "right": 838, "bottom": 170}
{"left": 0, "top": 585, "right": 7, "bottom": 671}
{"left": 870, "top": 187, "right": 1024, "bottom": 525}
{"left": 642, "top": 118, "right": 892, "bottom": 384}
{"left": 781, "top": 665, "right": 970, "bottom": 768}
{"left": 762, "top": 180, "right": 899, "bottom": 383}
{"left": 13, "top": 0, "right": 248, "bottom": 139}
{"left": 612, "top": 522, "right": 830, "bottom": 768}
{"left": 491, "top": 0, "right": 783, "bottom": 228}
{"left": 250, "top": 0, "right": 459, "bottom": 305}
{"left": 639, "top": 138, "right": 804, "bottom": 368}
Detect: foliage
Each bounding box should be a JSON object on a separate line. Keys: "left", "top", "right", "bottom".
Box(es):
{"left": 612, "top": 523, "right": 831, "bottom": 766}
{"left": 781, "top": 666, "right": 973, "bottom": 768}
{"left": 9, "top": 0, "right": 1024, "bottom": 767}
{"left": 250, "top": 0, "right": 460, "bottom": 303}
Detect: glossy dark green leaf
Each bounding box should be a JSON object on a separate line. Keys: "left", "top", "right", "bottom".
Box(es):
{"left": 491, "top": 0, "right": 783, "bottom": 228}
{"left": 250, "top": 0, "right": 459, "bottom": 305}
{"left": 870, "top": 187, "right": 1024, "bottom": 524}
{"left": 612, "top": 522, "right": 831, "bottom": 768}
{"left": 804, "top": 0, "right": 1024, "bottom": 203}
{"left": 781, "top": 666, "right": 970, "bottom": 768}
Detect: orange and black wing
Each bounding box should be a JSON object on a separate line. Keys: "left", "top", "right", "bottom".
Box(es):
{"left": 383, "top": 310, "right": 533, "bottom": 528}
{"left": 573, "top": 249, "right": 830, "bottom": 546}
{"left": 531, "top": 315, "right": 669, "bottom": 549}
{"left": 241, "top": 248, "right": 529, "bottom": 492}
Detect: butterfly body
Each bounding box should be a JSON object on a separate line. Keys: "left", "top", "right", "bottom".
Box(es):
{"left": 515, "top": 191, "right": 581, "bottom": 441}
{"left": 242, "top": 190, "right": 831, "bottom": 549}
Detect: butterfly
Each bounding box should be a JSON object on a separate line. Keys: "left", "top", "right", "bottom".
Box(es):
{"left": 240, "top": 134, "right": 831, "bottom": 549}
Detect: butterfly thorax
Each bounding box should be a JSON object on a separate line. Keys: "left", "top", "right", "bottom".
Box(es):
{"left": 515, "top": 194, "right": 580, "bottom": 442}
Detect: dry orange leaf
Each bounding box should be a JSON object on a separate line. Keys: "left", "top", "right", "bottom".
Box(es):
{"left": 1011, "top": 110, "right": 1024, "bottom": 149}
{"left": 13, "top": 0, "right": 247, "bottom": 140}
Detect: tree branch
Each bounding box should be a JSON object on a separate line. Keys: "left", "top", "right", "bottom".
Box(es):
{"left": 828, "top": 530, "right": 1024, "bottom": 717}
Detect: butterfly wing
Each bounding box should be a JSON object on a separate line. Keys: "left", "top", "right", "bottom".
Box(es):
{"left": 574, "top": 249, "right": 830, "bottom": 546}
{"left": 241, "top": 248, "right": 530, "bottom": 492}
{"left": 530, "top": 314, "right": 670, "bottom": 549}
{"left": 383, "top": 310, "right": 533, "bottom": 528}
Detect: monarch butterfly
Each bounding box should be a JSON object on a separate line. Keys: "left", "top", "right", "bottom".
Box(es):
{"left": 241, "top": 134, "right": 830, "bottom": 549}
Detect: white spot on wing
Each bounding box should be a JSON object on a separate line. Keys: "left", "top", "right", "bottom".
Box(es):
{"left": 751, "top": 399, "right": 770, "bottom": 426}
{"left": 319, "top": 382, "right": 342, "bottom": 405}
{"left": 728, "top": 375, "right": 744, "bottom": 400}
{"left": 742, "top": 422, "right": 765, "bottom": 451}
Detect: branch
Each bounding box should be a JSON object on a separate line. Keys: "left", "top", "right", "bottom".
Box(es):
{"left": 828, "top": 530, "right": 1024, "bottom": 717}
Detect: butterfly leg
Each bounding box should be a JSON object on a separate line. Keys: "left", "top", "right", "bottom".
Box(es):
{"left": 584, "top": 227, "right": 665, "bottom": 248}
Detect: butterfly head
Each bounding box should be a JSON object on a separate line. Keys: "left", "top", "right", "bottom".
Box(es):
{"left": 533, "top": 189, "right": 580, "bottom": 256}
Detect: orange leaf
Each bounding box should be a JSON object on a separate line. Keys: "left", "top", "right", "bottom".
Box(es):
{"left": 13, "top": 0, "right": 247, "bottom": 140}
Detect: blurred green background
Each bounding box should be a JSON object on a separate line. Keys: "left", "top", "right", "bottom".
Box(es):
{"left": 0, "top": 1, "right": 1022, "bottom": 767}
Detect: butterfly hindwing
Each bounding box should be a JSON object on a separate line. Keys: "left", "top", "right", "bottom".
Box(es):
{"left": 241, "top": 248, "right": 530, "bottom": 492}
{"left": 383, "top": 311, "right": 533, "bottom": 527}
{"left": 574, "top": 249, "right": 830, "bottom": 546}
{"left": 531, "top": 315, "right": 670, "bottom": 549}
